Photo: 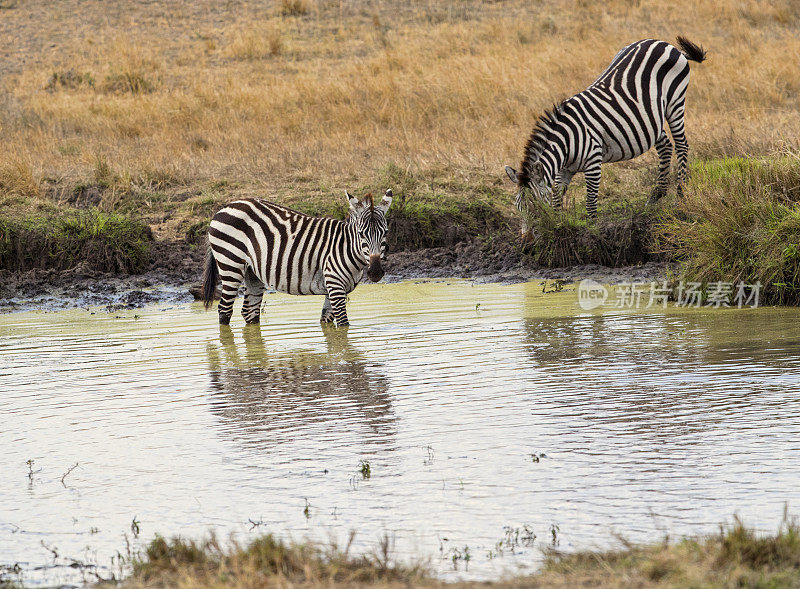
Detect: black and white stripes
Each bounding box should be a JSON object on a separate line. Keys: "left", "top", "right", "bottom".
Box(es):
{"left": 202, "top": 190, "right": 392, "bottom": 326}
{"left": 506, "top": 37, "right": 706, "bottom": 221}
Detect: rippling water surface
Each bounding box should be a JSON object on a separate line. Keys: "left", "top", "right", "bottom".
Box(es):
{"left": 2, "top": 280, "right": 800, "bottom": 585}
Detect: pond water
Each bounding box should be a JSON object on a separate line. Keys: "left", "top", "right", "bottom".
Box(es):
{"left": 2, "top": 280, "right": 800, "bottom": 585}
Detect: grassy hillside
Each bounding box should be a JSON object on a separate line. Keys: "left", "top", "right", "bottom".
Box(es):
{"left": 0, "top": 0, "right": 798, "bottom": 279}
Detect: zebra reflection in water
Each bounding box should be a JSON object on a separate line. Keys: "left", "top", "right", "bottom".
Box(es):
{"left": 206, "top": 324, "right": 396, "bottom": 453}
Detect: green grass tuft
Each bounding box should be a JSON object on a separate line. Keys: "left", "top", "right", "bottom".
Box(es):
{"left": 521, "top": 197, "right": 657, "bottom": 267}
{"left": 719, "top": 516, "right": 800, "bottom": 570}
{"left": 0, "top": 209, "right": 152, "bottom": 273}
{"left": 117, "top": 515, "right": 800, "bottom": 588}
{"left": 656, "top": 152, "right": 800, "bottom": 305}
{"left": 536, "top": 515, "right": 800, "bottom": 588}
{"left": 128, "top": 532, "right": 426, "bottom": 587}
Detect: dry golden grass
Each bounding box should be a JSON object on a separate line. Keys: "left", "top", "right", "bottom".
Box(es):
{"left": 1, "top": 0, "right": 799, "bottom": 236}
{"left": 224, "top": 26, "right": 285, "bottom": 60}
{"left": 277, "top": 0, "right": 313, "bottom": 17}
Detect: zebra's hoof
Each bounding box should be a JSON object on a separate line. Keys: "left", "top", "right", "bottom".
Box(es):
{"left": 321, "top": 312, "right": 335, "bottom": 323}
{"left": 219, "top": 316, "right": 232, "bottom": 326}
{"left": 245, "top": 318, "right": 261, "bottom": 325}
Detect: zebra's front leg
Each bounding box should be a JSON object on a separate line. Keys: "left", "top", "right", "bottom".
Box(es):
{"left": 323, "top": 274, "right": 349, "bottom": 327}
{"left": 584, "top": 156, "right": 602, "bottom": 219}
{"left": 320, "top": 295, "right": 335, "bottom": 323}
{"left": 650, "top": 132, "right": 674, "bottom": 203}
{"left": 241, "top": 269, "right": 266, "bottom": 324}
{"left": 552, "top": 170, "right": 574, "bottom": 210}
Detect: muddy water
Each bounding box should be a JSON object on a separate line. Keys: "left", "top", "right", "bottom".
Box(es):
{"left": 2, "top": 280, "right": 800, "bottom": 585}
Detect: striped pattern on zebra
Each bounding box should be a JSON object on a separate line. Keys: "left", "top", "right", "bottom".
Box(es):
{"left": 202, "top": 190, "right": 393, "bottom": 326}
{"left": 505, "top": 36, "right": 706, "bottom": 223}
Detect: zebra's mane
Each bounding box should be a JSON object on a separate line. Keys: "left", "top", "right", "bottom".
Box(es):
{"left": 518, "top": 101, "right": 566, "bottom": 185}
{"left": 347, "top": 193, "right": 376, "bottom": 222}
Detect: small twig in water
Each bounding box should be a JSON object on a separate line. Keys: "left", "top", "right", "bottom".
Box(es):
{"left": 248, "top": 518, "right": 265, "bottom": 530}
{"left": 26, "top": 459, "right": 42, "bottom": 481}
{"left": 550, "top": 523, "right": 560, "bottom": 547}
{"left": 41, "top": 540, "right": 58, "bottom": 560}
{"left": 61, "top": 462, "right": 79, "bottom": 487}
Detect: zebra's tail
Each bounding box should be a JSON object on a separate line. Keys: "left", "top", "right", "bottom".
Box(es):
{"left": 202, "top": 247, "right": 218, "bottom": 310}
{"left": 676, "top": 36, "right": 707, "bottom": 63}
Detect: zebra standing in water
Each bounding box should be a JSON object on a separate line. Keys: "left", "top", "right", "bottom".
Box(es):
{"left": 202, "top": 190, "right": 392, "bottom": 326}
{"left": 505, "top": 37, "right": 706, "bottom": 222}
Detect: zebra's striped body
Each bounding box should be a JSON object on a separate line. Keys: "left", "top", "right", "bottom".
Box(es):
{"left": 506, "top": 37, "right": 706, "bottom": 220}
{"left": 202, "top": 190, "right": 392, "bottom": 326}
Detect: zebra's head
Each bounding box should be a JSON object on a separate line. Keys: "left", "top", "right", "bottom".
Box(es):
{"left": 505, "top": 163, "right": 551, "bottom": 235}
{"left": 346, "top": 189, "right": 393, "bottom": 282}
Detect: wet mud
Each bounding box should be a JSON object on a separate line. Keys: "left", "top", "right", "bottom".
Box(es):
{"left": 0, "top": 238, "right": 672, "bottom": 312}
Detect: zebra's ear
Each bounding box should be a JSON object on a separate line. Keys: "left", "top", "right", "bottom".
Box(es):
{"left": 505, "top": 166, "right": 518, "bottom": 184}
{"left": 345, "top": 190, "right": 360, "bottom": 210}
{"left": 378, "top": 189, "right": 393, "bottom": 213}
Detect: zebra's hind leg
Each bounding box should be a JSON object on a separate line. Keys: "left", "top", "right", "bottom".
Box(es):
{"left": 320, "top": 295, "right": 335, "bottom": 323}
{"left": 649, "top": 131, "right": 673, "bottom": 203}
{"left": 666, "top": 101, "right": 689, "bottom": 198}
{"left": 217, "top": 268, "right": 245, "bottom": 325}
{"left": 241, "top": 267, "right": 266, "bottom": 324}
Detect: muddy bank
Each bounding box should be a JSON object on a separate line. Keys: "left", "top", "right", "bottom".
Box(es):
{"left": 384, "top": 238, "right": 672, "bottom": 284}
{"left": 0, "top": 240, "right": 203, "bottom": 312}
{"left": 0, "top": 238, "right": 672, "bottom": 312}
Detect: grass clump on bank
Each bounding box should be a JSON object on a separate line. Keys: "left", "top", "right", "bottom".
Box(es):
{"left": 656, "top": 153, "right": 800, "bottom": 305}
{"left": 535, "top": 515, "right": 800, "bottom": 588}
{"left": 116, "top": 516, "right": 800, "bottom": 588}
{"left": 0, "top": 208, "right": 152, "bottom": 274}
{"left": 376, "top": 163, "right": 513, "bottom": 251}
{"left": 521, "top": 197, "right": 658, "bottom": 267}
{"left": 124, "top": 532, "right": 426, "bottom": 588}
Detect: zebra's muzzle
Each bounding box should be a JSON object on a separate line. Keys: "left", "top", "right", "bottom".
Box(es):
{"left": 366, "top": 255, "right": 384, "bottom": 282}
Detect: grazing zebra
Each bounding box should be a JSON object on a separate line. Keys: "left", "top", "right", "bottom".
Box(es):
{"left": 202, "top": 190, "right": 393, "bottom": 326}
{"left": 505, "top": 37, "right": 706, "bottom": 224}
